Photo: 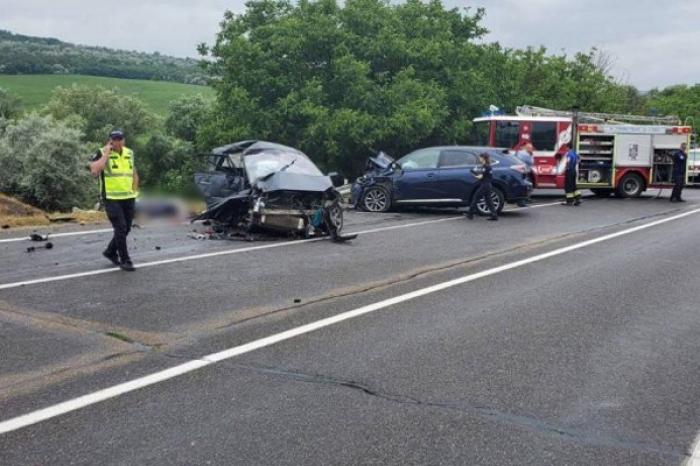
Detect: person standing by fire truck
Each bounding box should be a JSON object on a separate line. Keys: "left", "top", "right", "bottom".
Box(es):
{"left": 670, "top": 142, "right": 688, "bottom": 202}
{"left": 563, "top": 147, "right": 582, "bottom": 206}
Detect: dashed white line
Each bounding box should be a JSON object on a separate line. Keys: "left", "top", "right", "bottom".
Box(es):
{"left": 0, "top": 206, "right": 698, "bottom": 435}
{"left": 0, "top": 202, "right": 561, "bottom": 291}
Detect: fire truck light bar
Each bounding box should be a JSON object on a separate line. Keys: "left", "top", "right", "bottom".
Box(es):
{"left": 668, "top": 127, "right": 692, "bottom": 134}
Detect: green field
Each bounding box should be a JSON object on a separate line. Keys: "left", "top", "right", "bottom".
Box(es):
{"left": 0, "top": 74, "right": 214, "bottom": 115}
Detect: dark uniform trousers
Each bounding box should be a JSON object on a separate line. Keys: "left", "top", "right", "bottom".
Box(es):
{"left": 564, "top": 169, "right": 581, "bottom": 204}
{"left": 104, "top": 199, "right": 135, "bottom": 261}
{"left": 671, "top": 173, "right": 685, "bottom": 201}
{"left": 469, "top": 181, "right": 497, "bottom": 217}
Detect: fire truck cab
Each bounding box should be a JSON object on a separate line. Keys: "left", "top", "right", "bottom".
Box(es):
{"left": 472, "top": 106, "right": 693, "bottom": 197}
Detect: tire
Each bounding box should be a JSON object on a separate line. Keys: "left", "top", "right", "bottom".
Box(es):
{"left": 475, "top": 188, "right": 505, "bottom": 216}
{"left": 328, "top": 202, "right": 343, "bottom": 232}
{"left": 616, "top": 173, "right": 645, "bottom": 198}
{"left": 591, "top": 188, "right": 613, "bottom": 198}
{"left": 361, "top": 186, "right": 391, "bottom": 212}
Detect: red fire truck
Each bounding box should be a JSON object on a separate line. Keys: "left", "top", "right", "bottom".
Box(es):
{"left": 472, "top": 106, "right": 693, "bottom": 197}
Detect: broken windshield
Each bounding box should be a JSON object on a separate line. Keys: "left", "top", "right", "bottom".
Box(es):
{"left": 245, "top": 149, "right": 323, "bottom": 183}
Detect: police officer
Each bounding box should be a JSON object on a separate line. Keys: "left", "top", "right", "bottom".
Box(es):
{"left": 670, "top": 142, "right": 688, "bottom": 202}
{"left": 89, "top": 130, "right": 139, "bottom": 271}
{"left": 465, "top": 153, "right": 498, "bottom": 221}
{"left": 563, "top": 146, "right": 581, "bottom": 206}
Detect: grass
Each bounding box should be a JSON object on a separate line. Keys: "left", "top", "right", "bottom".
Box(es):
{"left": 0, "top": 193, "right": 107, "bottom": 229}
{"left": 0, "top": 193, "right": 49, "bottom": 228}
{"left": 0, "top": 74, "right": 214, "bottom": 115}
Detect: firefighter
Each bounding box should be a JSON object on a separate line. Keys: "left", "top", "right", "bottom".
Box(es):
{"left": 465, "top": 153, "right": 498, "bottom": 221}
{"left": 89, "top": 129, "right": 139, "bottom": 271}
{"left": 562, "top": 146, "right": 581, "bottom": 206}
{"left": 670, "top": 142, "right": 688, "bottom": 202}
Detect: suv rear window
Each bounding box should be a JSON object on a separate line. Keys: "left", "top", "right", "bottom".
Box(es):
{"left": 440, "top": 150, "right": 478, "bottom": 168}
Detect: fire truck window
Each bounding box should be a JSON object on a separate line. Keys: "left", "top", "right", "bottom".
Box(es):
{"left": 530, "top": 122, "right": 557, "bottom": 151}
{"left": 468, "top": 122, "right": 490, "bottom": 145}
{"left": 495, "top": 121, "right": 520, "bottom": 148}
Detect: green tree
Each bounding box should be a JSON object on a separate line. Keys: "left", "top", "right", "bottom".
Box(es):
{"left": 0, "top": 114, "right": 94, "bottom": 211}
{"left": 200, "top": 0, "right": 486, "bottom": 175}
{"left": 138, "top": 132, "right": 201, "bottom": 195}
{"left": 165, "top": 94, "right": 213, "bottom": 142}
{"left": 645, "top": 84, "right": 700, "bottom": 129}
{"left": 43, "top": 84, "right": 155, "bottom": 144}
{"left": 200, "top": 0, "right": 636, "bottom": 176}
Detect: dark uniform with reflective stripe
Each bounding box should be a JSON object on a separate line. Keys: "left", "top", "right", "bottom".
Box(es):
{"left": 564, "top": 149, "right": 581, "bottom": 206}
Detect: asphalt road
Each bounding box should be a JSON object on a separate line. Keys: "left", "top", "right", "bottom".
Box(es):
{"left": 1, "top": 190, "right": 700, "bottom": 465}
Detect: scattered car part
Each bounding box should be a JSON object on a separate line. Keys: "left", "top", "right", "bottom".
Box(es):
{"left": 26, "top": 242, "right": 53, "bottom": 253}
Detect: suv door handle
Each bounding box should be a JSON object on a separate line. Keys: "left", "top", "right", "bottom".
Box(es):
{"left": 426, "top": 172, "right": 436, "bottom": 178}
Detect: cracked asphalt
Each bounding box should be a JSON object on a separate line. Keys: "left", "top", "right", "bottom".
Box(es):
{"left": 1, "top": 190, "right": 700, "bottom": 465}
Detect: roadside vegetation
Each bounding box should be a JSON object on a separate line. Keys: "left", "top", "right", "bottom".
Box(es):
{"left": 0, "top": 0, "right": 697, "bottom": 220}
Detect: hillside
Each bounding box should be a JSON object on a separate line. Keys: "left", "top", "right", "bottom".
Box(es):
{"left": 0, "top": 74, "right": 214, "bottom": 116}
{"left": 0, "top": 29, "right": 205, "bottom": 84}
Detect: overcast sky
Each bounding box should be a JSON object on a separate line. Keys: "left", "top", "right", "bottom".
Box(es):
{"left": 0, "top": 0, "right": 698, "bottom": 90}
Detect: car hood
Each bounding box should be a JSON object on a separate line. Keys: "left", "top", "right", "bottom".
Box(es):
{"left": 256, "top": 171, "right": 333, "bottom": 193}
{"left": 367, "top": 151, "right": 395, "bottom": 170}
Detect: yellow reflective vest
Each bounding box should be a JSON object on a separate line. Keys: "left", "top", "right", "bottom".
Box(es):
{"left": 102, "top": 147, "right": 137, "bottom": 200}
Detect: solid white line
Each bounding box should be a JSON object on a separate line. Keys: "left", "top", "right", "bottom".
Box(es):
{"left": 0, "top": 202, "right": 559, "bottom": 291}
{"left": 0, "top": 228, "right": 114, "bottom": 244}
{"left": 686, "top": 436, "right": 700, "bottom": 466}
{"left": 1, "top": 206, "right": 698, "bottom": 435}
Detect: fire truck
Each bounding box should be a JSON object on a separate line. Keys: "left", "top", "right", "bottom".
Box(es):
{"left": 472, "top": 106, "right": 693, "bottom": 197}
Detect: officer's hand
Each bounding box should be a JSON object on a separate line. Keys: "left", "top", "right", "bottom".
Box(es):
{"left": 102, "top": 142, "right": 112, "bottom": 156}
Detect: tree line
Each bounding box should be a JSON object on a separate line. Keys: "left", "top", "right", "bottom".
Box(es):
{"left": 0, "top": 0, "right": 697, "bottom": 212}
{"left": 0, "top": 30, "right": 206, "bottom": 85}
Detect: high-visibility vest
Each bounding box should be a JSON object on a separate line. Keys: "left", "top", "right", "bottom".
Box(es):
{"left": 102, "top": 147, "right": 137, "bottom": 200}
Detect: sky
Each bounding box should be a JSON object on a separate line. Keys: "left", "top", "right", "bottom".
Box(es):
{"left": 0, "top": 0, "right": 698, "bottom": 90}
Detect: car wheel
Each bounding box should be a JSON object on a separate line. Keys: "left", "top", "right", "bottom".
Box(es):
{"left": 361, "top": 186, "right": 391, "bottom": 212}
{"left": 328, "top": 202, "right": 343, "bottom": 232}
{"left": 616, "top": 173, "right": 644, "bottom": 198}
{"left": 591, "top": 188, "right": 613, "bottom": 197}
{"left": 476, "top": 188, "right": 505, "bottom": 215}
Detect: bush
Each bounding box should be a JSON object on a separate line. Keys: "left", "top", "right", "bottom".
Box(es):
{"left": 0, "top": 113, "right": 95, "bottom": 211}
{"left": 0, "top": 87, "right": 22, "bottom": 120}
{"left": 43, "top": 84, "right": 155, "bottom": 144}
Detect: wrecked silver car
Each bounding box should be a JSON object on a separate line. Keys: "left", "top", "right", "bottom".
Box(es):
{"left": 193, "top": 141, "right": 356, "bottom": 242}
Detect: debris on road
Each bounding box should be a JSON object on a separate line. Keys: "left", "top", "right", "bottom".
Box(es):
{"left": 26, "top": 242, "right": 53, "bottom": 253}
{"left": 29, "top": 233, "right": 49, "bottom": 242}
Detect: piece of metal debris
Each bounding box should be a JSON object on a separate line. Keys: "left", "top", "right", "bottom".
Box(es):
{"left": 26, "top": 242, "right": 53, "bottom": 253}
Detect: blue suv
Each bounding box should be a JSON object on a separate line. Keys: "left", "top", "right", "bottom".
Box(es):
{"left": 351, "top": 146, "right": 532, "bottom": 214}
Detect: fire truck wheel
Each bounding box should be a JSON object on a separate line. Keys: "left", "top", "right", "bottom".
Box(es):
{"left": 591, "top": 188, "right": 613, "bottom": 197}
{"left": 616, "top": 173, "right": 645, "bottom": 198}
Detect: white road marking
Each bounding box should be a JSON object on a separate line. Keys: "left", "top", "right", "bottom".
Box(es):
{"left": 0, "top": 228, "right": 114, "bottom": 243}
{"left": 0, "top": 202, "right": 561, "bottom": 291}
{"left": 686, "top": 436, "right": 700, "bottom": 466}
{"left": 1, "top": 206, "right": 698, "bottom": 435}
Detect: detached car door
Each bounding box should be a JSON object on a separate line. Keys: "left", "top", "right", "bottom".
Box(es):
{"left": 394, "top": 148, "right": 443, "bottom": 202}
{"left": 436, "top": 149, "right": 480, "bottom": 203}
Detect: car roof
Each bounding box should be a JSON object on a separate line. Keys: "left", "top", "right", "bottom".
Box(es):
{"left": 409, "top": 146, "right": 509, "bottom": 154}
